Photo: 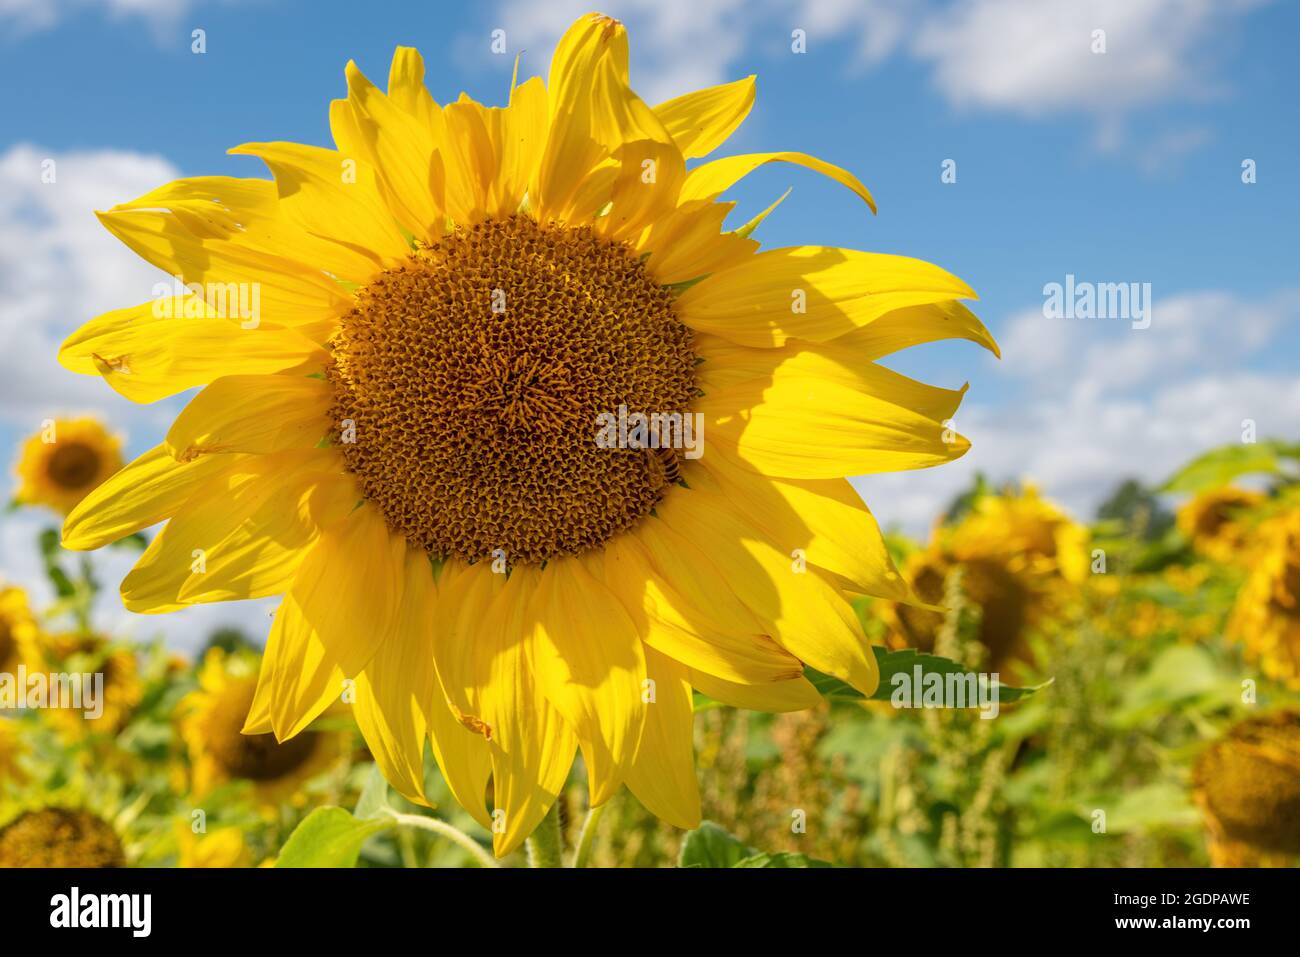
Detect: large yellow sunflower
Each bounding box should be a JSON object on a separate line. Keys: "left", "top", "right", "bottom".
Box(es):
{"left": 58, "top": 13, "right": 995, "bottom": 856}
{"left": 178, "top": 647, "right": 346, "bottom": 806}
{"left": 13, "top": 416, "right": 123, "bottom": 515}
{"left": 1227, "top": 508, "right": 1300, "bottom": 687}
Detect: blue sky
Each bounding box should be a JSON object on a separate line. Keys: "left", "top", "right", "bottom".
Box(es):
{"left": 2, "top": 0, "right": 1298, "bottom": 650}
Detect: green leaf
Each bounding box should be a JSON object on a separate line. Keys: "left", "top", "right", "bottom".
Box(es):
{"left": 275, "top": 806, "right": 392, "bottom": 868}
{"left": 354, "top": 764, "right": 392, "bottom": 820}
{"left": 678, "top": 822, "right": 757, "bottom": 868}
{"left": 734, "top": 852, "right": 833, "bottom": 868}
{"left": 1161, "top": 440, "right": 1300, "bottom": 494}
{"left": 807, "top": 646, "right": 1050, "bottom": 705}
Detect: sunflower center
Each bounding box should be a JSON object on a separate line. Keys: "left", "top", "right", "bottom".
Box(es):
{"left": 0, "top": 808, "right": 124, "bottom": 868}
{"left": 328, "top": 214, "right": 697, "bottom": 566}
{"left": 46, "top": 442, "right": 101, "bottom": 491}
{"left": 0, "top": 619, "right": 13, "bottom": 669}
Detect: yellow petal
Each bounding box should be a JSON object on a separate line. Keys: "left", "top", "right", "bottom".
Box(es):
{"left": 260, "top": 592, "right": 347, "bottom": 741}
{"left": 284, "top": 503, "right": 406, "bottom": 677}
{"left": 689, "top": 669, "right": 822, "bottom": 712}
{"left": 699, "top": 352, "right": 971, "bottom": 479}
{"left": 680, "top": 150, "right": 876, "bottom": 212}
{"left": 62, "top": 444, "right": 248, "bottom": 550}
{"left": 695, "top": 454, "right": 914, "bottom": 603}
{"left": 624, "top": 647, "right": 700, "bottom": 829}
{"left": 60, "top": 299, "right": 325, "bottom": 404}
{"left": 228, "top": 141, "right": 409, "bottom": 265}
{"left": 656, "top": 485, "right": 879, "bottom": 696}
{"left": 341, "top": 60, "right": 443, "bottom": 238}
{"left": 386, "top": 47, "right": 441, "bottom": 130}
{"left": 654, "top": 76, "right": 756, "bottom": 160}
{"left": 532, "top": 557, "right": 646, "bottom": 806}
{"left": 96, "top": 208, "right": 347, "bottom": 340}
{"left": 472, "top": 566, "right": 578, "bottom": 857}
{"left": 426, "top": 561, "right": 501, "bottom": 830}
{"left": 600, "top": 534, "right": 805, "bottom": 684}
{"left": 677, "top": 246, "right": 975, "bottom": 347}
{"left": 165, "top": 374, "right": 332, "bottom": 461}
{"left": 119, "top": 451, "right": 351, "bottom": 610}
{"left": 353, "top": 550, "right": 438, "bottom": 805}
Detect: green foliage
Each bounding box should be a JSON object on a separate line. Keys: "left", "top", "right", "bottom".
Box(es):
{"left": 1161, "top": 440, "right": 1300, "bottom": 493}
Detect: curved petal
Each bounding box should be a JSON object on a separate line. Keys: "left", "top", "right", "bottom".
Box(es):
{"left": 59, "top": 298, "right": 326, "bottom": 404}
{"left": 354, "top": 550, "right": 439, "bottom": 805}
{"left": 624, "top": 647, "right": 700, "bottom": 829}
{"left": 165, "top": 374, "right": 333, "bottom": 461}
{"left": 531, "top": 557, "right": 646, "bottom": 806}
{"left": 655, "top": 485, "right": 879, "bottom": 696}
{"left": 62, "top": 444, "right": 250, "bottom": 550}
{"left": 689, "top": 669, "right": 822, "bottom": 713}
{"left": 653, "top": 76, "right": 755, "bottom": 159}
{"left": 680, "top": 150, "right": 876, "bottom": 212}
{"left": 677, "top": 246, "right": 975, "bottom": 347}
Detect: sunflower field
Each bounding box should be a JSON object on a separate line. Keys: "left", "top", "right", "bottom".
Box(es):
{"left": 3, "top": 410, "right": 1298, "bottom": 869}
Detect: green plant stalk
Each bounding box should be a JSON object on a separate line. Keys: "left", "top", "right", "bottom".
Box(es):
{"left": 526, "top": 802, "right": 565, "bottom": 868}
{"left": 382, "top": 810, "right": 498, "bottom": 869}
{"left": 573, "top": 802, "right": 606, "bottom": 868}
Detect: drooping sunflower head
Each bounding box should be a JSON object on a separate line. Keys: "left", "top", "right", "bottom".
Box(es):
{"left": 179, "top": 648, "right": 343, "bottom": 805}
{"left": 13, "top": 417, "right": 123, "bottom": 516}
{"left": 0, "top": 807, "right": 125, "bottom": 868}
{"left": 1193, "top": 711, "right": 1300, "bottom": 863}
{"left": 884, "top": 487, "right": 1083, "bottom": 672}
{"left": 42, "top": 632, "right": 142, "bottom": 736}
{"left": 1227, "top": 508, "right": 1300, "bottom": 687}
{"left": 1177, "top": 485, "right": 1264, "bottom": 563}
{"left": 58, "top": 12, "right": 997, "bottom": 856}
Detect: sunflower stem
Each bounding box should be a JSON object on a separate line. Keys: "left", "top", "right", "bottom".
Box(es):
{"left": 382, "top": 810, "right": 498, "bottom": 869}
{"left": 573, "top": 802, "right": 606, "bottom": 868}
{"left": 526, "top": 802, "right": 565, "bottom": 868}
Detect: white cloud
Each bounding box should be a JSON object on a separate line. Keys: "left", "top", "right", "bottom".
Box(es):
{"left": 0, "top": 0, "right": 204, "bottom": 34}
{"left": 0, "top": 143, "right": 277, "bottom": 656}
{"left": 857, "top": 288, "right": 1300, "bottom": 534}
{"left": 478, "top": 0, "right": 1264, "bottom": 158}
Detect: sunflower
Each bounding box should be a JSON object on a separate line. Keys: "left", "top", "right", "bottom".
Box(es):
{"left": 0, "top": 806, "right": 126, "bottom": 867}
{"left": 12, "top": 416, "right": 122, "bottom": 515}
{"left": 1177, "top": 485, "right": 1263, "bottom": 563}
{"left": 0, "top": 584, "right": 42, "bottom": 680}
{"left": 58, "top": 13, "right": 995, "bottom": 856}
{"left": 1192, "top": 711, "right": 1300, "bottom": 866}
{"left": 178, "top": 647, "right": 346, "bottom": 806}
{"left": 1227, "top": 508, "right": 1300, "bottom": 687}
{"left": 885, "top": 486, "right": 1085, "bottom": 672}
{"left": 42, "top": 632, "right": 142, "bottom": 736}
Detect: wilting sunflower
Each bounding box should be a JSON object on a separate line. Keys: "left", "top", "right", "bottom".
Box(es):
{"left": 179, "top": 647, "right": 346, "bottom": 805}
{"left": 42, "top": 632, "right": 142, "bottom": 736}
{"left": 1192, "top": 711, "right": 1300, "bottom": 866}
{"left": 1177, "top": 485, "right": 1263, "bottom": 564}
{"left": 1227, "top": 508, "right": 1300, "bottom": 687}
{"left": 0, "top": 806, "right": 126, "bottom": 867}
{"left": 884, "top": 486, "right": 1085, "bottom": 673}
{"left": 0, "top": 584, "right": 42, "bottom": 680}
{"left": 12, "top": 416, "right": 122, "bottom": 515}
{"left": 58, "top": 13, "right": 995, "bottom": 855}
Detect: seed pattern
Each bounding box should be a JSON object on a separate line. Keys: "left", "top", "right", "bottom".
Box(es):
{"left": 328, "top": 215, "right": 698, "bottom": 565}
